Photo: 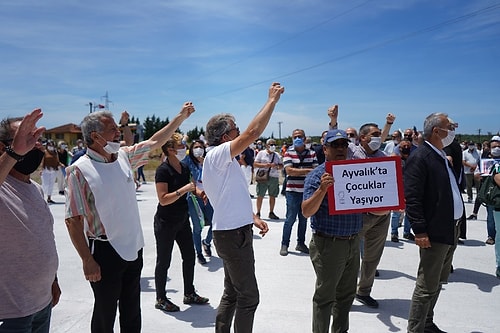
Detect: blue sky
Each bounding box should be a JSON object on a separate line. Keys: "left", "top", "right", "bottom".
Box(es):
{"left": 1, "top": 0, "right": 499, "bottom": 140}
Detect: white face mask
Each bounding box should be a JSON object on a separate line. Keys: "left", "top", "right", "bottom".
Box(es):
{"left": 192, "top": 147, "right": 204, "bottom": 158}
{"left": 175, "top": 148, "right": 187, "bottom": 160}
{"left": 440, "top": 129, "right": 455, "bottom": 148}
{"left": 349, "top": 137, "right": 357, "bottom": 144}
{"left": 367, "top": 137, "right": 382, "bottom": 151}
{"left": 47, "top": 146, "right": 55, "bottom": 152}
{"left": 305, "top": 143, "right": 312, "bottom": 149}
{"left": 103, "top": 141, "right": 121, "bottom": 154}
{"left": 268, "top": 145, "right": 276, "bottom": 152}
{"left": 491, "top": 147, "right": 500, "bottom": 157}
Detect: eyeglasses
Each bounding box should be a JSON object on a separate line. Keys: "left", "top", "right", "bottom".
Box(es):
{"left": 346, "top": 133, "right": 356, "bottom": 138}
{"left": 227, "top": 126, "right": 239, "bottom": 134}
{"left": 293, "top": 135, "right": 303, "bottom": 139}
{"left": 269, "top": 144, "right": 276, "bottom": 147}
{"left": 326, "top": 141, "right": 349, "bottom": 149}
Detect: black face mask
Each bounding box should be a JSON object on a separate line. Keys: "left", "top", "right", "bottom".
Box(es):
{"left": 401, "top": 147, "right": 411, "bottom": 155}
{"left": 13, "top": 149, "right": 45, "bottom": 175}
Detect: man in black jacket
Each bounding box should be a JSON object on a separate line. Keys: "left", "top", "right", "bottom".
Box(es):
{"left": 405, "top": 113, "right": 464, "bottom": 333}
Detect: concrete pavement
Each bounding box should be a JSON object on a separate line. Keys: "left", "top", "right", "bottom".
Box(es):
{"left": 48, "top": 183, "right": 499, "bottom": 332}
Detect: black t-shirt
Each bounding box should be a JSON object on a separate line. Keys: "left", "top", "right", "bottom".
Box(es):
{"left": 155, "top": 160, "right": 190, "bottom": 219}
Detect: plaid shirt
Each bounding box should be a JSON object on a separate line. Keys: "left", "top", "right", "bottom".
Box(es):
{"left": 65, "top": 142, "right": 150, "bottom": 237}
{"left": 303, "top": 163, "right": 363, "bottom": 236}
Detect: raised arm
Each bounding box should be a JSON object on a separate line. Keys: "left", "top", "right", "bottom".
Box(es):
{"left": 145, "top": 102, "right": 195, "bottom": 151}
{"left": 229, "top": 83, "right": 284, "bottom": 158}
{"left": 0, "top": 108, "right": 45, "bottom": 184}
{"left": 381, "top": 113, "right": 396, "bottom": 142}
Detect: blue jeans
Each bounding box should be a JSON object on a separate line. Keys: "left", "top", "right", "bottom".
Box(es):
{"left": 281, "top": 191, "right": 307, "bottom": 247}
{"left": 0, "top": 302, "right": 52, "bottom": 333}
{"left": 486, "top": 204, "right": 496, "bottom": 239}
{"left": 390, "top": 211, "right": 411, "bottom": 236}
{"left": 187, "top": 195, "right": 213, "bottom": 255}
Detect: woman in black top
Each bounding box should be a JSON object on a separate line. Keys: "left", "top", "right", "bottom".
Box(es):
{"left": 153, "top": 133, "right": 208, "bottom": 312}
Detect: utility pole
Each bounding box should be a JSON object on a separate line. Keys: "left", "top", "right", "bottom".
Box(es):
{"left": 277, "top": 121, "right": 283, "bottom": 140}
{"left": 102, "top": 91, "right": 112, "bottom": 110}
{"left": 478, "top": 129, "right": 481, "bottom": 144}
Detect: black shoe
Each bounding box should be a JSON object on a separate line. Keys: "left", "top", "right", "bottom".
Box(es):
{"left": 375, "top": 270, "right": 380, "bottom": 277}
{"left": 391, "top": 234, "right": 399, "bottom": 242}
{"left": 403, "top": 233, "right": 415, "bottom": 241}
{"left": 457, "top": 239, "right": 465, "bottom": 245}
{"left": 424, "top": 322, "right": 447, "bottom": 333}
{"left": 58, "top": 191, "right": 64, "bottom": 195}
{"left": 202, "top": 240, "right": 212, "bottom": 257}
{"left": 197, "top": 253, "right": 207, "bottom": 265}
{"left": 155, "top": 298, "right": 180, "bottom": 312}
{"left": 467, "top": 214, "right": 477, "bottom": 220}
{"left": 355, "top": 294, "right": 379, "bottom": 308}
{"left": 295, "top": 243, "right": 309, "bottom": 254}
{"left": 450, "top": 265, "right": 454, "bottom": 273}
{"left": 47, "top": 198, "right": 56, "bottom": 204}
{"left": 183, "top": 292, "right": 209, "bottom": 305}
{"left": 268, "top": 212, "right": 280, "bottom": 220}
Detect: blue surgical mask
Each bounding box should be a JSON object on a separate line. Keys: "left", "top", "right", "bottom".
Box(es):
{"left": 293, "top": 137, "right": 304, "bottom": 148}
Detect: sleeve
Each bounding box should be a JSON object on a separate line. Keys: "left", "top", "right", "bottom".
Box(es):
{"left": 155, "top": 163, "right": 171, "bottom": 184}
{"left": 303, "top": 169, "right": 320, "bottom": 200}
{"left": 122, "top": 141, "right": 151, "bottom": 170}
{"left": 65, "top": 165, "right": 91, "bottom": 219}
{"left": 403, "top": 154, "right": 428, "bottom": 234}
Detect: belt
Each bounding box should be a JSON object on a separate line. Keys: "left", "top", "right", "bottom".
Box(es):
{"left": 314, "top": 231, "right": 358, "bottom": 240}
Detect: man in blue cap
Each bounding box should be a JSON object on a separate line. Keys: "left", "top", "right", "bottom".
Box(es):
{"left": 302, "top": 129, "right": 363, "bottom": 333}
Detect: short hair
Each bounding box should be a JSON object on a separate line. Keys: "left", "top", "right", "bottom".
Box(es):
{"left": 205, "top": 113, "right": 235, "bottom": 146}
{"left": 266, "top": 138, "right": 276, "bottom": 145}
{"left": 80, "top": 111, "right": 114, "bottom": 146}
{"left": 292, "top": 129, "right": 305, "bottom": 136}
{"left": 0, "top": 117, "right": 23, "bottom": 143}
{"left": 359, "top": 123, "right": 378, "bottom": 136}
{"left": 161, "top": 132, "right": 183, "bottom": 155}
{"left": 423, "top": 113, "right": 448, "bottom": 140}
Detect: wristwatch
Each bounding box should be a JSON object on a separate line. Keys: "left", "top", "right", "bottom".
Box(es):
{"left": 175, "top": 190, "right": 181, "bottom": 197}
{"left": 5, "top": 146, "right": 24, "bottom": 161}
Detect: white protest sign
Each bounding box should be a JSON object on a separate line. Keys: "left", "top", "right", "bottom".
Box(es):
{"left": 326, "top": 156, "right": 405, "bottom": 214}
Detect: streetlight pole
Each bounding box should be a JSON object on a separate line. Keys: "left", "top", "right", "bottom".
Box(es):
{"left": 277, "top": 121, "right": 283, "bottom": 140}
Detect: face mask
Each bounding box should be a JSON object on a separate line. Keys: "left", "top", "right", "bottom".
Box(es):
{"left": 305, "top": 143, "right": 312, "bottom": 149}
{"left": 13, "top": 149, "right": 45, "bottom": 175}
{"left": 268, "top": 145, "right": 276, "bottom": 152}
{"left": 256, "top": 144, "right": 262, "bottom": 150}
{"left": 349, "top": 137, "right": 357, "bottom": 144}
{"left": 192, "top": 147, "right": 204, "bottom": 158}
{"left": 401, "top": 147, "right": 411, "bottom": 155}
{"left": 440, "top": 129, "right": 455, "bottom": 148}
{"left": 176, "top": 148, "right": 187, "bottom": 160}
{"left": 61, "top": 144, "right": 67, "bottom": 150}
{"left": 47, "top": 146, "right": 55, "bottom": 152}
{"left": 293, "top": 137, "right": 304, "bottom": 148}
{"left": 367, "top": 137, "right": 382, "bottom": 151}
{"left": 460, "top": 144, "right": 466, "bottom": 150}
{"left": 468, "top": 145, "right": 475, "bottom": 151}
{"left": 491, "top": 147, "right": 500, "bottom": 157}
{"left": 249, "top": 143, "right": 256, "bottom": 149}
{"left": 103, "top": 141, "right": 121, "bottom": 154}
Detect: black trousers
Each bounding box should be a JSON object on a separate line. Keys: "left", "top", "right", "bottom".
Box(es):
{"left": 154, "top": 212, "right": 196, "bottom": 301}
{"left": 89, "top": 240, "right": 143, "bottom": 333}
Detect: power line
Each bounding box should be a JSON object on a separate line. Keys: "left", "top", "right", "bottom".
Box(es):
{"left": 197, "top": 2, "right": 500, "bottom": 100}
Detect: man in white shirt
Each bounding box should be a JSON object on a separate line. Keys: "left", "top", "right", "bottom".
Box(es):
{"left": 202, "top": 82, "right": 284, "bottom": 333}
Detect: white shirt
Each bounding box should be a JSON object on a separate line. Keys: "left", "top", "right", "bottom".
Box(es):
{"left": 202, "top": 142, "right": 254, "bottom": 230}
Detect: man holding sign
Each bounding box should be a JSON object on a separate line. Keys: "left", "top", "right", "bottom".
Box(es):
{"left": 302, "top": 129, "right": 363, "bottom": 333}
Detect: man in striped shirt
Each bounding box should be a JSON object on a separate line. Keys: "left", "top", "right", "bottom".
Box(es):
{"left": 280, "top": 128, "right": 318, "bottom": 256}
{"left": 64, "top": 103, "right": 194, "bottom": 333}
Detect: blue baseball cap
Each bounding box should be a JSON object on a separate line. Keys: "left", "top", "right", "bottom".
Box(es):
{"left": 324, "top": 129, "right": 348, "bottom": 144}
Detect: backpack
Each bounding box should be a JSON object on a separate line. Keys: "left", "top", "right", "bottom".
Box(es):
{"left": 477, "top": 173, "right": 500, "bottom": 209}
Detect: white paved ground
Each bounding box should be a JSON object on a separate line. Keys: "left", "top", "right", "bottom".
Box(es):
{"left": 48, "top": 183, "right": 499, "bottom": 332}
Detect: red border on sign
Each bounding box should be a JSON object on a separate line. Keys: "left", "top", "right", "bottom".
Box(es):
{"left": 325, "top": 156, "right": 405, "bottom": 215}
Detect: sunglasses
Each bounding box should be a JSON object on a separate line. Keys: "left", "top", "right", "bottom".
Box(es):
{"left": 327, "top": 141, "right": 349, "bottom": 149}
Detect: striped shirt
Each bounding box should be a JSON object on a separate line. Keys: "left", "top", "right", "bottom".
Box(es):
{"left": 65, "top": 142, "right": 150, "bottom": 237}
{"left": 303, "top": 164, "right": 363, "bottom": 236}
{"left": 283, "top": 147, "right": 318, "bottom": 192}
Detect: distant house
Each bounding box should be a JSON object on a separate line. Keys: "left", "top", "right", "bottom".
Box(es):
{"left": 44, "top": 122, "right": 137, "bottom": 147}
{"left": 44, "top": 123, "right": 82, "bottom": 146}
